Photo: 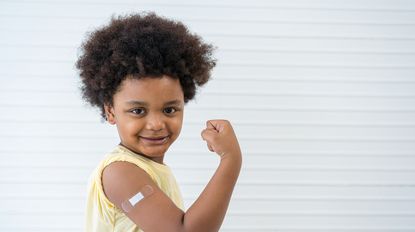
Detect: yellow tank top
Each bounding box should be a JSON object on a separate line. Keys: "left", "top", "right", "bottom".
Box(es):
{"left": 84, "top": 145, "right": 184, "bottom": 232}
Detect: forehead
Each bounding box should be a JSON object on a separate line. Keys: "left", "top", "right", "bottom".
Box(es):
{"left": 113, "top": 76, "right": 184, "bottom": 105}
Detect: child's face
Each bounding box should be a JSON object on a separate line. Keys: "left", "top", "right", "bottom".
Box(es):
{"left": 104, "top": 76, "right": 184, "bottom": 163}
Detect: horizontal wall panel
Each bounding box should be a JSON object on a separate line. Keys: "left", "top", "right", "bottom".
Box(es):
{"left": 3, "top": 75, "right": 415, "bottom": 94}
{"left": 2, "top": 121, "right": 415, "bottom": 139}
{"left": 1, "top": 182, "right": 415, "bottom": 199}
{"left": 2, "top": 105, "right": 415, "bottom": 123}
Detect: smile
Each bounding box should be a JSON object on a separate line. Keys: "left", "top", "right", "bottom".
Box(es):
{"left": 140, "top": 136, "right": 169, "bottom": 145}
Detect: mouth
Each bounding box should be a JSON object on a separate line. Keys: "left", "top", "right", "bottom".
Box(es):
{"left": 139, "top": 135, "right": 169, "bottom": 145}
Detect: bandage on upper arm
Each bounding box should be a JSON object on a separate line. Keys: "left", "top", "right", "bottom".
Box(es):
{"left": 121, "top": 185, "right": 154, "bottom": 213}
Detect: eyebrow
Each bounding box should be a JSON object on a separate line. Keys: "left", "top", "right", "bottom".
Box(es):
{"left": 125, "top": 99, "right": 183, "bottom": 106}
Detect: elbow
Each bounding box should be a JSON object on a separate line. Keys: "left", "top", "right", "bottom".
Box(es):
{"left": 172, "top": 212, "right": 186, "bottom": 232}
{"left": 183, "top": 217, "right": 220, "bottom": 232}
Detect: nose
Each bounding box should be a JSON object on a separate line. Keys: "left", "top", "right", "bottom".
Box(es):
{"left": 145, "top": 113, "right": 165, "bottom": 131}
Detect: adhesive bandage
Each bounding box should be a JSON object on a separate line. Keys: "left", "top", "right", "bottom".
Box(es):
{"left": 121, "top": 185, "right": 154, "bottom": 212}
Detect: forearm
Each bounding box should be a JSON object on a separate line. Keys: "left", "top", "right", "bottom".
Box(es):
{"left": 182, "top": 154, "right": 242, "bottom": 232}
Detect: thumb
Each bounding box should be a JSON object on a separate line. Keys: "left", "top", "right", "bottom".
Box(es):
{"left": 206, "top": 120, "right": 223, "bottom": 133}
{"left": 206, "top": 120, "right": 217, "bottom": 131}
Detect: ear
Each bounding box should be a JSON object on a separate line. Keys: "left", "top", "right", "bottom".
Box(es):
{"left": 104, "top": 104, "right": 116, "bottom": 125}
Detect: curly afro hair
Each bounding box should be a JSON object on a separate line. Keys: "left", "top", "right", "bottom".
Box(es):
{"left": 76, "top": 12, "right": 216, "bottom": 120}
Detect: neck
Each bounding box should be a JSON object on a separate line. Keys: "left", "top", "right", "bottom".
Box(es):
{"left": 118, "top": 143, "right": 165, "bottom": 164}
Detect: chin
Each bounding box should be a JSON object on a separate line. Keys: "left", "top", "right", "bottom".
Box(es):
{"left": 142, "top": 146, "right": 168, "bottom": 156}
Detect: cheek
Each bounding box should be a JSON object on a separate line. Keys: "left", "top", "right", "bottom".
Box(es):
{"left": 119, "top": 118, "right": 144, "bottom": 135}
{"left": 170, "top": 117, "right": 183, "bottom": 134}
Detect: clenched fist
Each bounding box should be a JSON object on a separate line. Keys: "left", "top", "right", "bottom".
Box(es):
{"left": 201, "top": 120, "right": 242, "bottom": 161}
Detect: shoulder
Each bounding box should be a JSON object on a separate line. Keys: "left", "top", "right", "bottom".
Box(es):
{"left": 102, "top": 161, "right": 153, "bottom": 208}
{"left": 99, "top": 147, "right": 158, "bottom": 180}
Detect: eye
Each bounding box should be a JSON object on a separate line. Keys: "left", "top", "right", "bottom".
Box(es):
{"left": 130, "top": 108, "right": 145, "bottom": 115}
{"left": 163, "top": 107, "right": 177, "bottom": 115}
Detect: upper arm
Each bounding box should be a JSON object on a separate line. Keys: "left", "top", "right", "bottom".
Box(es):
{"left": 102, "top": 161, "right": 185, "bottom": 231}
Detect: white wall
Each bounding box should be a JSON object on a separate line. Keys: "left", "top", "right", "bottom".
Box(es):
{"left": 1, "top": 0, "right": 415, "bottom": 231}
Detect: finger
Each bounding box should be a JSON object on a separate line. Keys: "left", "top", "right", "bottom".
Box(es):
{"left": 201, "top": 129, "right": 216, "bottom": 152}
{"left": 201, "top": 128, "right": 217, "bottom": 143}
{"left": 207, "top": 144, "right": 214, "bottom": 152}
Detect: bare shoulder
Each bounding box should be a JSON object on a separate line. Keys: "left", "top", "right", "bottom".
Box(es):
{"left": 102, "top": 161, "right": 152, "bottom": 208}
{"left": 101, "top": 161, "right": 184, "bottom": 231}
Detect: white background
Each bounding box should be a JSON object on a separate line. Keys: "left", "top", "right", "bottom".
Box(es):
{"left": 1, "top": 0, "right": 415, "bottom": 231}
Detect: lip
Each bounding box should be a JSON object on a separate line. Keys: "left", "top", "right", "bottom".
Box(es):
{"left": 140, "top": 136, "right": 169, "bottom": 145}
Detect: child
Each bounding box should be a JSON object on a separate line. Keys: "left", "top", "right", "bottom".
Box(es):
{"left": 76, "top": 12, "right": 242, "bottom": 232}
